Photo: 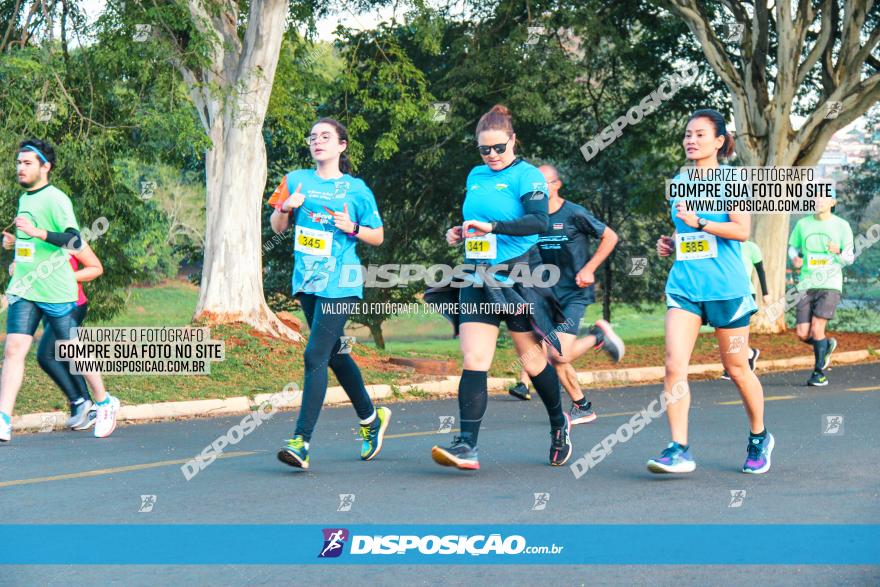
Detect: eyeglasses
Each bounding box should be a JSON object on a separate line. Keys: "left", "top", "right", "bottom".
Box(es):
{"left": 477, "top": 136, "right": 512, "bottom": 156}
{"left": 305, "top": 132, "right": 336, "bottom": 146}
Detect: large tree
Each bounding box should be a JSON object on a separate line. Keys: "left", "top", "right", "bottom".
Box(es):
{"left": 654, "top": 0, "right": 880, "bottom": 332}
{"left": 122, "top": 0, "right": 297, "bottom": 338}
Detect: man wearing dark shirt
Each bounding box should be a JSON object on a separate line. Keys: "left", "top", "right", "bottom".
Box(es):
{"left": 508, "top": 165, "right": 624, "bottom": 425}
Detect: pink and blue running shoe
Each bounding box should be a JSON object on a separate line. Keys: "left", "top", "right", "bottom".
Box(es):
{"left": 742, "top": 432, "right": 775, "bottom": 474}
{"left": 646, "top": 441, "right": 696, "bottom": 474}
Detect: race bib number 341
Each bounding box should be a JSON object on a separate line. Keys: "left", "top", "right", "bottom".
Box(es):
{"left": 465, "top": 234, "right": 497, "bottom": 260}
{"left": 675, "top": 231, "right": 718, "bottom": 261}
{"left": 294, "top": 225, "right": 333, "bottom": 257}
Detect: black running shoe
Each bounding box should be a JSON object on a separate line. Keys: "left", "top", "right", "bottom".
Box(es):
{"left": 748, "top": 347, "right": 760, "bottom": 372}
{"left": 431, "top": 437, "right": 479, "bottom": 470}
{"left": 549, "top": 414, "right": 572, "bottom": 466}
{"left": 508, "top": 382, "right": 531, "bottom": 401}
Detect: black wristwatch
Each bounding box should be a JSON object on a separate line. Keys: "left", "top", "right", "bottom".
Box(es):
{"left": 697, "top": 217, "right": 709, "bottom": 229}
{"left": 351, "top": 223, "right": 360, "bottom": 236}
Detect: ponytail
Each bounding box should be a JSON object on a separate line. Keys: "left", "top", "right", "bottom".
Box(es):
{"left": 339, "top": 151, "right": 352, "bottom": 175}
{"left": 719, "top": 133, "right": 735, "bottom": 158}
{"left": 688, "top": 108, "right": 735, "bottom": 159}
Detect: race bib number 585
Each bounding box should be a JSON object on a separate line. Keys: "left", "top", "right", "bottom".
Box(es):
{"left": 675, "top": 231, "right": 718, "bottom": 261}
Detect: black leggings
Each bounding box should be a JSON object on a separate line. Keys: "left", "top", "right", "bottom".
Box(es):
{"left": 294, "top": 294, "right": 375, "bottom": 442}
{"left": 37, "top": 303, "right": 91, "bottom": 405}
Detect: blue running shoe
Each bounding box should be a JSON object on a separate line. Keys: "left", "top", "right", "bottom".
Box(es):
{"left": 742, "top": 432, "right": 775, "bottom": 474}
{"left": 647, "top": 442, "right": 696, "bottom": 474}
{"left": 432, "top": 437, "right": 480, "bottom": 470}
{"left": 359, "top": 406, "right": 391, "bottom": 461}
{"left": 277, "top": 435, "right": 309, "bottom": 469}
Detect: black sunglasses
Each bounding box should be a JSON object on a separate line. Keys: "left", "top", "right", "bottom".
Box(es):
{"left": 477, "top": 136, "right": 512, "bottom": 156}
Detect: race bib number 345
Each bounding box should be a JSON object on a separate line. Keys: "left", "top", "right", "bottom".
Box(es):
{"left": 675, "top": 231, "right": 718, "bottom": 261}
{"left": 294, "top": 225, "right": 333, "bottom": 257}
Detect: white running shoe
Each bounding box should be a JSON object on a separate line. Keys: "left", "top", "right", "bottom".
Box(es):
{"left": 0, "top": 417, "right": 11, "bottom": 442}
{"left": 94, "top": 396, "right": 120, "bottom": 438}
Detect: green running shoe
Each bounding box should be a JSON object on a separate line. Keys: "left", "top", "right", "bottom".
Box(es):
{"left": 821, "top": 338, "right": 837, "bottom": 371}
{"left": 807, "top": 370, "right": 828, "bottom": 387}
{"left": 359, "top": 406, "right": 391, "bottom": 461}
{"left": 277, "top": 435, "right": 310, "bottom": 469}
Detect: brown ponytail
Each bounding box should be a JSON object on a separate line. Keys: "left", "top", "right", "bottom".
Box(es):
{"left": 475, "top": 104, "right": 514, "bottom": 138}
{"left": 688, "top": 108, "right": 735, "bottom": 159}
{"left": 719, "top": 132, "right": 735, "bottom": 158}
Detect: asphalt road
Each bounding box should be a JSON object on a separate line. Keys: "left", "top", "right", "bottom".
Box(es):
{"left": 2, "top": 361, "right": 879, "bottom": 585}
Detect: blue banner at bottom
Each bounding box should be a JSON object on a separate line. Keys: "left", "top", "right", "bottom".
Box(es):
{"left": 1, "top": 525, "right": 878, "bottom": 564}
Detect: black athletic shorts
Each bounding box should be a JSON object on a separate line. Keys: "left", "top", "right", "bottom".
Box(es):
{"left": 556, "top": 301, "right": 589, "bottom": 336}
{"left": 796, "top": 289, "right": 841, "bottom": 322}
{"left": 457, "top": 284, "right": 532, "bottom": 332}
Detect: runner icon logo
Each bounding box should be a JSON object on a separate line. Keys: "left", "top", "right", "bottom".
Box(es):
{"left": 629, "top": 257, "right": 647, "bottom": 276}
{"left": 728, "top": 490, "right": 746, "bottom": 508}
{"left": 822, "top": 414, "right": 844, "bottom": 435}
{"left": 38, "top": 414, "right": 57, "bottom": 433}
{"left": 338, "top": 336, "right": 355, "bottom": 355}
{"left": 531, "top": 493, "right": 550, "bottom": 511}
{"left": 437, "top": 416, "right": 455, "bottom": 433}
{"left": 319, "top": 528, "right": 349, "bottom": 558}
{"left": 824, "top": 101, "right": 842, "bottom": 119}
{"left": 338, "top": 494, "right": 356, "bottom": 512}
{"left": 139, "top": 495, "right": 157, "bottom": 513}
{"left": 727, "top": 335, "right": 745, "bottom": 354}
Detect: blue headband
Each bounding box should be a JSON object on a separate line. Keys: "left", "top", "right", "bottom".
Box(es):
{"left": 22, "top": 145, "right": 49, "bottom": 164}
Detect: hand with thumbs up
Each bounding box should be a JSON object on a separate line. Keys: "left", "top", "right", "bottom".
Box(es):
{"left": 332, "top": 203, "right": 356, "bottom": 234}
{"left": 281, "top": 183, "right": 305, "bottom": 212}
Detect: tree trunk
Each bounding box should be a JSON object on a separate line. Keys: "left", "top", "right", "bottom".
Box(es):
{"left": 750, "top": 214, "right": 791, "bottom": 333}
{"left": 194, "top": 118, "right": 298, "bottom": 339}
{"left": 368, "top": 322, "right": 386, "bottom": 350}
{"left": 182, "top": 0, "right": 298, "bottom": 341}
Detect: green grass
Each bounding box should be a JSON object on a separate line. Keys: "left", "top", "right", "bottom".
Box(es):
{"left": 96, "top": 281, "right": 199, "bottom": 327}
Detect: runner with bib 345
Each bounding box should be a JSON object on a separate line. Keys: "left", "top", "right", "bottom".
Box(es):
{"left": 269, "top": 118, "right": 391, "bottom": 470}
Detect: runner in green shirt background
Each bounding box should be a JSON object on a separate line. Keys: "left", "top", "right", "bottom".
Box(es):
{"left": 0, "top": 139, "right": 119, "bottom": 442}
{"left": 788, "top": 197, "right": 855, "bottom": 387}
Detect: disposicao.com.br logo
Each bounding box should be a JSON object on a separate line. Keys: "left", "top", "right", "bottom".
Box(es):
{"left": 318, "top": 529, "right": 563, "bottom": 558}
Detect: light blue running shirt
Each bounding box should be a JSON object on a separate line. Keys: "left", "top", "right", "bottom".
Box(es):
{"left": 462, "top": 159, "right": 548, "bottom": 266}
{"left": 282, "top": 169, "right": 382, "bottom": 299}
{"left": 664, "top": 166, "right": 751, "bottom": 301}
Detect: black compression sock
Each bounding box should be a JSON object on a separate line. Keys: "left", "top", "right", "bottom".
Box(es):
{"left": 530, "top": 364, "right": 565, "bottom": 429}
{"left": 749, "top": 429, "right": 767, "bottom": 438}
{"left": 458, "top": 370, "right": 488, "bottom": 447}
{"left": 574, "top": 396, "right": 589, "bottom": 408}
{"left": 588, "top": 325, "right": 605, "bottom": 348}
{"left": 813, "top": 338, "right": 828, "bottom": 371}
